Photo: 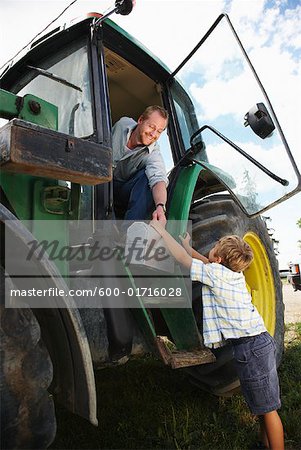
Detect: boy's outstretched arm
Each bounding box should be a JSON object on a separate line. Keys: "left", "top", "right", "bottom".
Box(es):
{"left": 179, "top": 233, "right": 209, "bottom": 264}
{"left": 150, "top": 221, "right": 192, "bottom": 269}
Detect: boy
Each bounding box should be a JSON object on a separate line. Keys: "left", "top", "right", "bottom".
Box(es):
{"left": 150, "top": 220, "right": 284, "bottom": 450}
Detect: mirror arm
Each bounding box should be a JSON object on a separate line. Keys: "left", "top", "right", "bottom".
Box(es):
{"left": 93, "top": 0, "right": 134, "bottom": 27}
{"left": 190, "top": 125, "right": 289, "bottom": 187}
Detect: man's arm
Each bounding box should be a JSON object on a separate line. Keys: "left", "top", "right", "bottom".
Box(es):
{"left": 151, "top": 181, "right": 167, "bottom": 224}
{"left": 150, "top": 220, "right": 192, "bottom": 269}
{"left": 145, "top": 147, "right": 168, "bottom": 224}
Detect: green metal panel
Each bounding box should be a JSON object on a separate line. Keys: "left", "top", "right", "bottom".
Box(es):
{"left": 0, "top": 87, "right": 61, "bottom": 226}
{"left": 157, "top": 164, "right": 205, "bottom": 350}
{"left": 20, "top": 94, "right": 58, "bottom": 130}
{"left": 1, "top": 174, "right": 70, "bottom": 276}
{"left": 0, "top": 89, "right": 58, "bottom": 130}
{"left": 168, "top": 164, "right": 203, "bottom": 224}
{"left": 0, "top": 88, "right": 64, "bottom": 274}
{"left": 0, "top": 89, "right": 19, "bottom": 119}
{"left": 123, "top": 263, "right": 157, "bottom": 349}
{"left": 1, "top": 174, "right": 70, "bottom": 220}
{"left": 138, "top": 272, "right": 201, "bottom": 351}
{"left": 31, "top": 180, "right": 70, "bottom": 277}
{"left": 1, "top": 173, "right": 35, "bottom": 220}
{"left": 160, "top": 307, "right": 201, "bottom": 350}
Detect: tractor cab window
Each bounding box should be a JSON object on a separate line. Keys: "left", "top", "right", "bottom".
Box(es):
{"left": 13, "top": 38, "right": 93, "bottom": 138}
{"left": 169, "top": 14, "right": 300, "bottom": 216}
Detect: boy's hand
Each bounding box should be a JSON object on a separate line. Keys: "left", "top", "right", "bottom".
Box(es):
{"left": 149, "top": 219, "right": 165, "bottom": 236}
{"left": 152, "top": 208, "right": 167, "bottom": 227}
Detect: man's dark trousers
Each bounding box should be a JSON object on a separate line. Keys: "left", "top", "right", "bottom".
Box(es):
{"left": 113, "top": 169, "right": 154, "bottom": 221}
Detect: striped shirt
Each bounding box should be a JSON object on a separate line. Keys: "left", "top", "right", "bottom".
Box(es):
{"left": 190, "top": 259, "right": 266, "bottom": 347}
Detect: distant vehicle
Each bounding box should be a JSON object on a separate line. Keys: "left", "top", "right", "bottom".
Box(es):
{"left": 279, "top": 269, "right": 290, "bottom": 279}
{"left": 288, "top": 262, "right": 301, "bottom": 291}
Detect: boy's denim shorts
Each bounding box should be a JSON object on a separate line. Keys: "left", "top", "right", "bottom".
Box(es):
{"left": 232, "top": 331, "right": 281, "bottom": 415}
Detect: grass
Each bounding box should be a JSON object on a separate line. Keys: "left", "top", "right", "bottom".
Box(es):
{"left": 279, "top": 322, "right": 301, "bottom": 450}
{"left": 50, "top": 323, "right": 301, "bottom": 450}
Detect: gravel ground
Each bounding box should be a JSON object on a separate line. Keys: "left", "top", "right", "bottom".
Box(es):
{"left": 283, "top": 282, "right": 301, "bottom": 323}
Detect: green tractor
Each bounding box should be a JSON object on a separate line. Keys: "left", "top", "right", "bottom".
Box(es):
{"left": 0, "top": 2, "right": 300, "bottom": 448}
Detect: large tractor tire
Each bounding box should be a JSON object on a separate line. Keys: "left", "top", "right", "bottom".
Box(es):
{"left": 0, "top": 268, "right": 56, "bottom": 449}
{"left": 186, "top": 194, "right": 284, "bottom": 396}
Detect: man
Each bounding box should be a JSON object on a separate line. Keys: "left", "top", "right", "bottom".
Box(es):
{"left": 112, "top": 105, "right": 168, "bottom": 225}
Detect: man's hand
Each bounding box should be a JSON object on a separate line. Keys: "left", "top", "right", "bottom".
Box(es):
{"left": 152, "top": 182, "right": 167, "bottom": 226}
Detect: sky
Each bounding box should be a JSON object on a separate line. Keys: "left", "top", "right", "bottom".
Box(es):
{"left": 0, "top": 0, "right": 300, "bottom": 268}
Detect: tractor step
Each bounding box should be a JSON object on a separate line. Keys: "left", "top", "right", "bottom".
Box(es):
{"left": 156, "top": 336, "right": 216, "bottom": 369}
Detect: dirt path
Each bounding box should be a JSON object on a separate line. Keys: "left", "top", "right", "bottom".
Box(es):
{"left": 283, "top": 283, "right": 301, "bottom": 323}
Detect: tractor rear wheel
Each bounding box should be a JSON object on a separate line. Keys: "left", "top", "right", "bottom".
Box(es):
{"left": 186, "top": 194, "right": 284, "bottom": 396}
{"left": 0, "top": 268, "right": 56, "bottom": 449}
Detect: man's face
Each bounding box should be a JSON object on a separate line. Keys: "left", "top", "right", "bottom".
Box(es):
{"left": 136, "top": 111, "right": 167, "bottom": 146}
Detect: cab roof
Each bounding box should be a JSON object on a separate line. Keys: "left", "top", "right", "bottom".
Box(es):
{"left": 0, "top": 14, "right": 171, "bottom": 90}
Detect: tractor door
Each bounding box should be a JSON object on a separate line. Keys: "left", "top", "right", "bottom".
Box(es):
{"left": 168, "top": 14, "right": 301, "bottom": 216}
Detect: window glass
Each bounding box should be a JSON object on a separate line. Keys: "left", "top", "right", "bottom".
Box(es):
{"left": 170, "top": 16, "right": 299, "bottom": 215}
{"left": 17, "top": 40, "right": 93, "bottom": 137}
{"left": 159, "top": 129, "right": 174, "bottom": 174}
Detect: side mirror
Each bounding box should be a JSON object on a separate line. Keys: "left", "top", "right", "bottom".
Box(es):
{"left": 115, "top": 0, "right": 134, "bottom": 15}
{"left": 244, "top": 103, "right": 275, "bottom": 139}
{"left": 94, "top": 0, "right": 134, "bottom": 27}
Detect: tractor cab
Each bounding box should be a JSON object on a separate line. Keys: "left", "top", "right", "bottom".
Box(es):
{"left": 1, "top": 12, "right": 300, "bottom": 220}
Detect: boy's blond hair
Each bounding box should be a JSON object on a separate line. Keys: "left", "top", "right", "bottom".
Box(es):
{"left": 215, "top": 235, "right": 253, "bottom": 272}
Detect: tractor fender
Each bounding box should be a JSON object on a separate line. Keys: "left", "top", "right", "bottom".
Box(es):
{"left": 168, "top": 163, "right": 203, "bottom": 225}
{"left": 0, "top": 203, "right": 97, "bottom": 426}
{"left": 167, "top": 163, "right": 225, "bottom": 224}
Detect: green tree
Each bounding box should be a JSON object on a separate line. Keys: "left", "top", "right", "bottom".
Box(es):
{"left": 241, "top": 169, "right": 260, "bottom": 213}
